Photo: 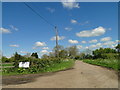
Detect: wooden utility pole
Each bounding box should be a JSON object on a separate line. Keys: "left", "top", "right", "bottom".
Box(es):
{"left": 55, "top": 26, "right": 59, "bottom": 57}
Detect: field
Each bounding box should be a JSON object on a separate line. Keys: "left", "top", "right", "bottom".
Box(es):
{"left": 82, "top": 59, "right": 119, "bottom": 70}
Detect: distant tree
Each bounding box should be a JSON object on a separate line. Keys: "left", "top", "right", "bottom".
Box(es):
{"left": 31, "top": 53, "right": 35, "bottom": 57}
{"left": 9, "top": 56, "right": 15, "bottom": 62}
{"left": 34, "top": 53, "right": 38, "bottom": 58}
{"left": 14, "top": 52, "right": 21, "bottom": 60}
{"left": 41, "top": 54, "right": 49, "bottom": 59}
{"left": 75, "top": 53, "right": 85, "bottom": 60}
{"left": 84, "top": 49, "right": 92, "bottom": 55}
{"left": 84, "top": 54, "right": 93, "bottom": 59}
{"left": 24, "top": 53, "right": 31, "bottom": 58}
{"left": 14, "top": 52, "right": 22, "bottom": 68}
{"left": 93, "top": 48, "right": 117, "bottom": 59}
{"left": 115, "top": 44, "right": 120, "bottom": 53}
{"left": 49, "top": 52, "right": 55, "bottom": 58}
{"left": 2, "top": 56, "right": 9, "bottom": 63}
{"left": 67, "top": 46, "right": 79, "bottom": 59}
{"left": 31, "top": 52, "right": 38, "bottom": 58}
{"left": 53, "top": 45, "right": 64, "bottom": 52}
{"left": 59, "top": 50, "right": 68, "bottom": 58}
{"left": 53, "top": 45, "right": 64, "bottom": 57}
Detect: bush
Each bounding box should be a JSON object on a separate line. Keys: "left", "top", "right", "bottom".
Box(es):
{"left": 17, "top": 68, "right": 26, "bottom": 73}
{"left": 2, "top": 56, "right": 9, "bottom": 63}
{"left": 84, "top": 54, "right": 93, "bottom": 59}
{"left": 101, "top": 53, "right": 118, "bottom": 59}
{"left": 2, "top": 58, "right": 75, "bottom": 75}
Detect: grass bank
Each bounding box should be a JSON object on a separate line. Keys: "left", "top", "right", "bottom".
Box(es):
{"left": 82, "top": 59, "right": 119, "bottom": 70}
{"left": 2, "top": 59, "right": 75, "bottom": 76}
{"left": 2, "top": 63, "right": 13, "bottom": 67}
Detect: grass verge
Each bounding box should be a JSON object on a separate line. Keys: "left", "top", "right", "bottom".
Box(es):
{"left": 2, "top": 59, "right": 75, "bottom": 76}
{"left": 82, "top": 59, "right": 119, "bottom": 70}
{"left": 2, "top": 63, "right": 13, "bottom": 67}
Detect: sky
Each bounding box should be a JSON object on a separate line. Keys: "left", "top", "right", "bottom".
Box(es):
{"left": 1, "top": 2, "right": 119, "bottom": 57}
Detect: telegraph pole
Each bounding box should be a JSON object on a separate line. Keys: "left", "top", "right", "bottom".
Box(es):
{"left": 55, "top": 26, "right": 59, "bottom": 57}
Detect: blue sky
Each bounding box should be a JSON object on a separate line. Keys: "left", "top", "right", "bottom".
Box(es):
{"left": 2, "top": 2, "right": 118, "bottom": 57}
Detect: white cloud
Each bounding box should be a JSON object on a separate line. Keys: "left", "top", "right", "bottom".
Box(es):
{"left": 86, "top": 43, "right": 103, "bottom": 49}
{"left": 77, "top": 45, "right": 82, "bottom": 49}
{"left": 9, "top": 44, "right": 19, "bottom": 47}
{"left": 81, "top": 41, "right": 87, "bottom": 44}
{"left": 20, "top": 51, "right": 28, "bottom": 54}
{"left": 89, "top": 45, "right": 97, "bottom": 49}
{"left": 71, "top": 19, "right": 77, "bottom": 24}
{"left": 102, "top": 41, "right": 115, "bottom": 46}
{"left": 41, "top": 50, "right": 49, "bottom": 53}
{"left": 46, "top": 7, "right": 55, "bottom": 13}
{"left": 110, "top": 44, "right": 117, "bottom": 48}
{"left": 102, "top": 41, "right": 118, "bottom": 48}
{"left": 9, "top": 25, "right": 19, "bottom": 31}
{"left": 65, "top": 27, "right": 72, "bottom": 31}
{"left": 96, "top": 43, "right": 102, "bottom": 47}
{"left": 85, "top": 46, "right": 89, "bottom": 49}
{"left": 115, "top": 40, "right": 120, "bottom": 43}
{"left": 89, "top": 39, "right": 98, "bottom": 43}
{"left": 42, "top": 47, "right": 49, "bottom": 50}
{"left": 68, "top": 39, "right": 78, "bottom": 44}
{"left": 100, "top": 37, "right": 112, "bottom": 42}
{"left": 35, "top": 42, "right": 46, "bottom": 47}
{"left": 51, "top": 36, "right": 65, "bottom": 41}
{"left": 0, "top": 28, "right": 11, "bottom": 34}
{"left": 61, "top": 0, "right": 80, "bottom": 9}
{"left": 76, "top": 26, "right": 106, "bottom": 37}
{"left": 79, "top": 21, "right": 89, "bottom": 25}
{"left": 89, "top": 43, "right": 102, "bottom": 49}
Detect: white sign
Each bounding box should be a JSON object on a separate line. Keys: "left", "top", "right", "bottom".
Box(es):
{"left": 19, "top": 62, "right": 30, "bottom": 68}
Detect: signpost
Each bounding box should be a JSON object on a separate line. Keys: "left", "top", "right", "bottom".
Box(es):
{"left": 19, "top": 62, "right": 30, "bottom": 68}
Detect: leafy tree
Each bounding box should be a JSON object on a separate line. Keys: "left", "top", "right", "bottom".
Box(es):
{"left": 41, "top": 54, "right": 49, "bottom": 59}
{"left": 24, "top": 53, "right": 31, "bottom": 58}
{"left": 9, "top": 56, "right": 15, "bottom": 62}
{"left": 2, "top": 56, "right": 9, "bottom": 63}
{"left": 31, "top": 52, "right": 38, "bottom": 58}
{"left": 67, "top": 46, "right": 79, "bottom": 59}
{"left": 34, "top": 53, "right": 38, "bottom": 58}
{"left": 53, "top": 45, "right": 64, "bottom": 52}
{"left": 59, "top": 50, "right": 68, "bottom": 58}
{"left": 13, "top": 52, "right": 22, "bottom": 68}
{"left": 14, "top": 52, "right": 21, "bottom": 60}
{"left": 49, "top": 52, "right": 55, "bottom": 58}
{"left": 75, "top": 53, "right": 85, "bottom": 60}
{"left": 31, "top": 53, "right": 35, "bottom": 57}
{"left": 84, "top": 49, "right": 92, "bottom": 55}
{"left": 115, "top": 44, "right": 120, "bottom": 52}
{"left": 85, "top": 54, "right": 93, "bottom": 59}
{"left": 53, "top": 45, "right": 64, "bottom": 57}
{"left": 93, "top": 48, "right": 117, "bottom": 59}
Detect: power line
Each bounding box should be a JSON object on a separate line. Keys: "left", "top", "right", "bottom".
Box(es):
{"left": 24, "top": 2, "right": 59, "bottom": 57}
{"left": 24, "top": 2, "right": 55, "bottom": 28}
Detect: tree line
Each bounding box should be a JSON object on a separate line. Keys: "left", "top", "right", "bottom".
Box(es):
{"left": 1, "top": 44, "right": 120, "bottom": 63}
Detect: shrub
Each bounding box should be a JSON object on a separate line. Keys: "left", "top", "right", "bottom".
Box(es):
{"left": 17, "top": 68, "right": 26, "bottom": 73}
{"left": 101, "top": 53, "right": 118, "bottom": 59}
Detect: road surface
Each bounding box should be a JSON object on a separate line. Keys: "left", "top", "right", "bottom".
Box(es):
{"left": 3, "top": 61, "right": 118, "bottom": 88}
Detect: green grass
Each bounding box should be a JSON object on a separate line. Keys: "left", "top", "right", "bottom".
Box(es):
{"left": 2, "top": 59, "right": 75, "bottom": 76}
{"left": 82, "top": 59, "right": 119, "bottom": 70}
{"left": 44, "top": 59, "right": 74, "bottom": 72}
{"left": 2, "top": 63, "right": 13, "bottom": 67}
